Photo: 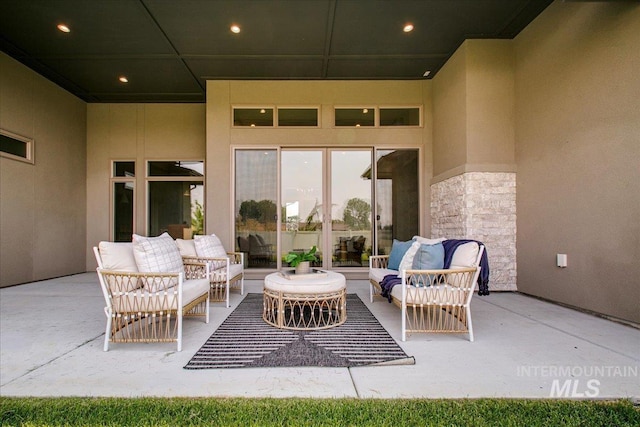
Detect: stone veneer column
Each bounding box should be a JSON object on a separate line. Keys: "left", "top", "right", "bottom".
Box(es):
{"left": 431, "top": 172, "right": 516, "bottom": 291}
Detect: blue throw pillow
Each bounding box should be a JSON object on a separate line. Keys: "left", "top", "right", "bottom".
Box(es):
{"left": 388, "top": 239, "right": 413, "bottom": 270}
{"left": 412, "top": 243, "right": 445, "bottom": 270}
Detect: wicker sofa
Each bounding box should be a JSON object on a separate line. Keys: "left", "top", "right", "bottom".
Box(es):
{"left": 369, "top": 237, "right": 485, "bottom": 341}
{"left": 94, "top": 234, "right": 210, "bottom": 351}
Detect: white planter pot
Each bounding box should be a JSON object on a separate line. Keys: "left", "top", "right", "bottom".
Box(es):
{"left": 295, "top": 261, "right": 311, "bottom": 275}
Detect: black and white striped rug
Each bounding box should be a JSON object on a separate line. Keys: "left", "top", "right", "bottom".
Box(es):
{"left": 184, "top": 293, "right": 414, "bottom": 369}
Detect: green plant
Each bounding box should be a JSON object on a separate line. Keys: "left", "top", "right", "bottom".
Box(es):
{"left": 284, "top": 246, "right": 318, "bottom": 267}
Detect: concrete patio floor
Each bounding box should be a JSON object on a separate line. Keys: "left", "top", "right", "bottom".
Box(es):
{"left": 1, "top": 273, "right": 638, "bottom": 400}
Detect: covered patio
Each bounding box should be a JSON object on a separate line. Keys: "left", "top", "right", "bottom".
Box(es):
{"left": 1, "top": 273, "right": 637, "bottom": 400}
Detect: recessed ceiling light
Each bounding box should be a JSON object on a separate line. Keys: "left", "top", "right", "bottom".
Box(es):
{"left": 362, "top": 108, "right": 368, "bottom": 114}
{"left": 260, "top": 108, "right": 266, "bottom": 114}
{"left": 230, "top": 24, "right": 241, "bottom": 34}
{"left": 57, "top": 24, "right": 70, "bottom": 33}
{"left": 403, "top": 23, "right": 414, "bottom": 33}
{"left": 118, "top": 76, "right": 129, "bottom": 83}
{"left": 423, "top": 70, "right": 431, "bottom": 77}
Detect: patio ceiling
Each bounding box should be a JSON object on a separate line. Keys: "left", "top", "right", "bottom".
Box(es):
{"left": 0, "top": 0, "right": 552, "bottom": 103}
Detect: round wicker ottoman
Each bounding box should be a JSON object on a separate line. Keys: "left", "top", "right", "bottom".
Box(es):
{"left": 263, "top": 271, "right": 346, "bottom": 330}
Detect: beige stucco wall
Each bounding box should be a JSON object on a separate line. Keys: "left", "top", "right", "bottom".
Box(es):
{"left": 206, "top": 80, "right": 433, "bottom": 249}
{"left": 514, "top": 1, "right": 640, "bottom": 323}
{"left": 85, "top": 103, "right": 206, "bottom": 270}
{"left": 0, "top": 52, "right": 87, "bottom": 287}
{"left": 432, "top": 40, "right": 516, "bottom": 180}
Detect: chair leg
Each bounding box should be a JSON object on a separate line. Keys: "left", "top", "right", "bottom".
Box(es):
{"left": 401, "top": 303, "right": 407, "bottom": 342}
{"left": 369, "top": 283, "right": 374, "bottom": 303}
{"left": 466, "top": 305, "right": 474, "bottom": 342}
{"left": 240, "top": 275, "right": 244, "bottom": 295}
{"left": 205, "top": 294, "right": 210, "bottom": 324}
{"left": 103, "top": 316, "right": 112, "bottom": 352}
{"left": 225, "top": 277, "right": 230, "bottom": 308}
{"left": 177, "top": 311, "right": 183, "bottom": 352}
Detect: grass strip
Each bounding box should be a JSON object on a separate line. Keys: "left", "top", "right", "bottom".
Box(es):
{"left": 1, "top": 397, "right": 638, "bottom": 427}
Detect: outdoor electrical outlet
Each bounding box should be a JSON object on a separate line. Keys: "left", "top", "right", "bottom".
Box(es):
{"left": 557, "top": 254, "right": 567, "bottom": 268}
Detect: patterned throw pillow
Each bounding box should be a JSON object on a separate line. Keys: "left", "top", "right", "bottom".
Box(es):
{"left": 132, "top": 232, "right": 184, "bottom": 274}
{"left": 194, "top": 234, "right": 227, "bottom": 258}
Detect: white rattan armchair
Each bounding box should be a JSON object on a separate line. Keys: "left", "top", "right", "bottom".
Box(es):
{"left": 94, "top": 243, "right": 210, "bottom": 351}
{"left": 399, "top": 265, "right": 481, "bottom": 341}
{"left": 176, "top": 238, "right": 244, "bottom": 308}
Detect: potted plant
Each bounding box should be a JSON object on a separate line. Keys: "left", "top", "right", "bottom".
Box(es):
{"left": 284, "top": 246, "right": 318, "bottom": 274}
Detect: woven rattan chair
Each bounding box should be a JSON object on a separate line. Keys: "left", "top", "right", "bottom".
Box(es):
{"left": 176, "top": 238, "right": 244, "bottom": 308}
{"left": 398, "top": 265, "right": 481, "bottom": 341}
{"left": 94, "top": 243, "right": 210, "bottom": 351}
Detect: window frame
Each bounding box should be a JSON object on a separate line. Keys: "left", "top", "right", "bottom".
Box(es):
{"left": 0, "top": 129, "right": 34, "bottom": 164}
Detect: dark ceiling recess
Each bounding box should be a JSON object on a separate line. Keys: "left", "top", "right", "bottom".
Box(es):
{"left": 0, "top": 0, "right": 552, "bottom": 103}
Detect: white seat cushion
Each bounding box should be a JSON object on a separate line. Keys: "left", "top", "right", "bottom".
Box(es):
{"left": 211, "top": 262, "right": 244, "bottom": 281}
{"left": 132, "top": 232, "right": 184, "bottom": 274}
{"left": 194, "top": 234, "right": 227, "bottom": 258}
{"left": 175, "top": 238, "right": 198, "bottom": 257}
{"left": 369, "top": 267, "right": 398, "bottom": 284}
{"left": 112, "top": 278, "right": 209, "bottom": 312}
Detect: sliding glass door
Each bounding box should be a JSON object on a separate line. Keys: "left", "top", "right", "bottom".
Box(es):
{"left": 234, "top": 150, "right": 278, "bottom": 268}
{"left": 234, "top": 147, "right": 419, "bottom": 270}
{"left": 330, "top": 150, "right": 373, "bottom": 267}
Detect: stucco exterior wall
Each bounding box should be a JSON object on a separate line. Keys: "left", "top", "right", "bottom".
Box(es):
{"left": 514, "top": 1, "right": 640, "bottom": 323}
{"left": 0, "top": 52, "right": 87, "bottom": 287}
{"left": 85, "top": 103, "right": 206, "bottom": 270}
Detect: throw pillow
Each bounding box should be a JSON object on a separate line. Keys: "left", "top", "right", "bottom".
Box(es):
{"left": 399, "top": 241, "right": 421, "bottom": 272}
{"left": 132, "top": 232, "right": 184, "bottom": 274}
{"left": 175, "top": 238, "right": 198, "bottom": 257}
{"left": 412, "top": 243, "right": 445, "bottom": 270}
{"left": 388, "top": 239, "right": 414, "bottom": 270}
{"left": 413, "top": 236, "right": 446, "bottom": 245}
{"left": 194, "top": 234, "right": 227, "bottom": 258}
{"left": 98, "top": 241, "right": 138, "bottom": 272}
{"left": 450, "top": 241, "right": 480, "bottom": 268}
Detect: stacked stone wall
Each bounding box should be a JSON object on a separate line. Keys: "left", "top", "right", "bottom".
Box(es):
{"left": 431, "top": 172, "right": 516, "bottom": 291}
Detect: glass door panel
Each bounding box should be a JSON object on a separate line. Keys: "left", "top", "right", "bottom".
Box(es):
{"left": 281, "top": 150, "right": 323, "bottom": 268}
{"left": 113, "top": 182, "right": 134, "bottom": 242}
{"left": 235, "top": 150, "right": 278, "bottom": 268}
{"left": 375, "top": 149, "right": 419, "bottom": 256}
{"left": 330, "top": 150, "right": 373, "bottom": 267}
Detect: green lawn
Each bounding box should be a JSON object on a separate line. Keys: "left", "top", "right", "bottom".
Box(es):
{"left": 1, "top": 397, "right": 638, "bottom": 426}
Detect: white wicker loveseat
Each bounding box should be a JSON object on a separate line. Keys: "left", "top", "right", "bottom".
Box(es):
{"left": 176, "top": 234, "right": 244, "bottom": 308}
{"left": 94, "top": 233, "right": 210, "bottom": 351}
{"left": 369, "top": 237, "right": 485, "bottom": 342}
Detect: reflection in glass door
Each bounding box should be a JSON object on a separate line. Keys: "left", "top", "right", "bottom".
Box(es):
{"left": 375, "top": 149, "right": 419, "bottom": 256}
{"left": 330, "top": 150, "right": 373, "bottom": 268}
{"left": 234, "top": 150, "right": 278, "bottom": 268}
{"left": 281, "top": 150, "right": 323, "bottom": 268}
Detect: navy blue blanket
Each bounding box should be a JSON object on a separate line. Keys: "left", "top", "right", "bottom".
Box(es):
{"left": 442, "top": 239, "right": 490, "bottom": 295}
{"left": 380, "top": 274, "right": 402, "bottom": 302}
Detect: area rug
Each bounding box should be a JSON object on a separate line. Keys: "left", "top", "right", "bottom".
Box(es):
{"left": 184, "top": 293, "right": 414, "bottom": 369}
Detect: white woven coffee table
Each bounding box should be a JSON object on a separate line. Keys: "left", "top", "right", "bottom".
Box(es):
{"left": 263, "top": 270, "right": 346, "bottom": 330}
